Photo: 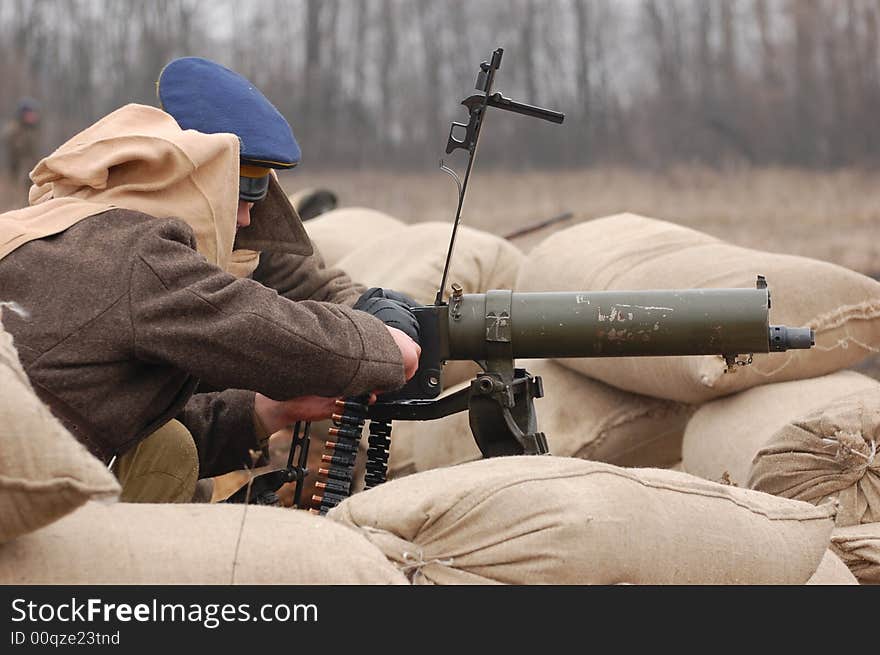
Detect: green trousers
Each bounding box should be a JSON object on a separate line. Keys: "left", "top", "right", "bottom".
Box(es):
{"left": 114, "top": 419, "right": 199, "bottom": 503}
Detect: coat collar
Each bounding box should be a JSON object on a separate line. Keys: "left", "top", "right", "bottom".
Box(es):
{"left": 234, "top": 175, "right": 314, "bottom": 256}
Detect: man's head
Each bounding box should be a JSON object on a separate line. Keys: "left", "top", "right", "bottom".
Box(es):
{"left": 156, "top": 57, "right": 300, "bottom": 206}
{"left": 155, "top": 57, "right": 314, "bottom": 267}
{"left": 16, "top": 98, "right": 40, "bottom": 127}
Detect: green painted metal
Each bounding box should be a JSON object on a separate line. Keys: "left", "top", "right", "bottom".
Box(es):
{"left": 444, "top": 289, "right": 773, "bottom": 360}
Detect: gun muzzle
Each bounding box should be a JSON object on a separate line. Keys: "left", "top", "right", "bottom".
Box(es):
{"left": 768, "top": 325, "right": 815, "bottom": 351}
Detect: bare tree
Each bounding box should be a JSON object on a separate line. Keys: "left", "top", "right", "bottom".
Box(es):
{"left": 572, "top": 0, "right": 592, "bottom": 138}
{"left": 379, "top": 0, "right": 399, "bottom": 150}
{"left": 304, "top": 0, "right": 322, "bottom": 123}
{"left": 3, "top": 0, "right": 880, "bottom": 171}
{"left": 417, "top": 0, "right": 443, "bottom": 151}
{"left": 791, "top": 0, "right": 821, "bottom": 165}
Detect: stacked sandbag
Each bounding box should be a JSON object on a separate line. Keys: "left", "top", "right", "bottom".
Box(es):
{"left": 0, "top": 502, "right": 408, "bottom": 584}
{"left": 681, "top": 371, "right": 879, "bottom": 487}
{"left": 0, "top": 310, "right": 120, "bottom": 543}
{"left": 805, "top": 549, "right": 859, "bottom": 585}
{"left": 389, "top": 359, "right": 693, "bottom": 475}
{"left": 830, "top": 523, "right": 880, "bottom": 584}
{"left": 329, "top": 456, "right": 836, "bottom": 585}
{"left": 516, "top": 213, "right": 880, "bottom": 403}
{"left": 336, "top": 221, "right": 523, "bottom": 306}
{"left": 303, "top": 207, "right": 407, "bottom": 267}
{"left": 748, "top": 387, "right": 880, "bottom": 527}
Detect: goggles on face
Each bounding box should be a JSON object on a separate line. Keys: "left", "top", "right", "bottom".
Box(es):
{"left": 239, "top": 165, "right": 271, "bottom": 202}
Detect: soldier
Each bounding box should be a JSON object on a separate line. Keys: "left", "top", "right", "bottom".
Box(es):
{"left": 2, "top": 97, "right": 42, "bottom": 201}
{"left": 0, "top": 58, "right": 420, "bottom": 504}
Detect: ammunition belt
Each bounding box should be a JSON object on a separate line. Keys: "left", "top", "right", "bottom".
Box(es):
{"left": 310, "top": 395, "right": 392, "bottom": 515}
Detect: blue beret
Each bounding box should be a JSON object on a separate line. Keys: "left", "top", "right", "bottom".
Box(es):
{"left": 17, "top": 97, "right": 40, "bottom": 115}
{"left": 157, "top": 57, "right": 300, "bottom": 169}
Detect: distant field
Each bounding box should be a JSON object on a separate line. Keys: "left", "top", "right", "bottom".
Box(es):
{"left": 280, "top": 166, "right": 880, "bottom": 275}
{"left": 4, "top": 166, "right": 879, "bottom": 274}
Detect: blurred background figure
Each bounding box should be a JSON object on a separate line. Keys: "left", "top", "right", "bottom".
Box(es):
{"left": 2, "top": 97, "right": 42, "bottom": 203}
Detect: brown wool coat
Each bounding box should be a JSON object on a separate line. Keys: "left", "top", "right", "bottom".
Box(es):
{"left": 0, "top": 205, "right": 403, "bottom": 477}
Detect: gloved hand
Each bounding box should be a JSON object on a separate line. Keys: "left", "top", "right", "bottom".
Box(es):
{"left": 353, "top": 287, "right": 420, "bottom": 343}
{"left": 373, "top": 287, "right": 419, "bottom": 308}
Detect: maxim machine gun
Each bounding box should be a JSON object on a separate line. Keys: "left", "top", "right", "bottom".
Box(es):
{"left": 226, "top": 48, "right": 815, "bottom": 512}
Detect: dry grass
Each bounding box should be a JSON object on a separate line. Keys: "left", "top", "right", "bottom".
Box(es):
{"left": 5, "top": 166, "right": 878, "bottom": 274}
{"left": 280, "top": 165, "right": 880, "bottom": 274}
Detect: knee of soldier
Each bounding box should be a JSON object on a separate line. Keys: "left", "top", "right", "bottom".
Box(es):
{"left": 117, "top": 419, "right": 199, "bottom": 503}
{"left": 149, "top": 419, "right": 199, "bottom": 479}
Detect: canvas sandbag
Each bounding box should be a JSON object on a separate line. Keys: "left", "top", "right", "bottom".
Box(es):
{"left": 0, "top": 311, "right": 120, "bottom": 543}
{"left": 830, "top": 522, "right": 880, "bottom": 584}
{"left": 336, "top": 221, "right": 523, "bottom": 306}
{"left": 681, "top": 370, "right": 878, "bottom": 487}
{"left": 328, "top": 456, "right": 836, "bottom": 585}
{"left": 805, "top": 549, "right": 859, "bottom": 585}
{"left": 748, "top": 387, "right": 880, "bottom": 527}
{"left": 0, "top": 501, "right": 408, "bottom": 584}
{"left": 389, "top": 358, "right": 693, "bottom": 474}
{"left": 516, "top": 213, "right": 880, "bottom": 403}
{"left": 303, "top": 207, "right": 406, "bottom": 267}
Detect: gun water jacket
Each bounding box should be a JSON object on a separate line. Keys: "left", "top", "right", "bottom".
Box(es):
{"left": 0, "top": 104, "right": 404, "bottom": 477}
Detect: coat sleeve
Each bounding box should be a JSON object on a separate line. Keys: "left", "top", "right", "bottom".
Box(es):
{"left": 128, "top": 221, "right": 405, "bottom": 401}
{"left": 178, "top": 389, "right": 264, "bottom": 478}
{"left": 252, "top": 249, "right": 364, "bottom": 307}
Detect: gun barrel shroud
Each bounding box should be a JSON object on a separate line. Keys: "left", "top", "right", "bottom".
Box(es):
{"left": 443, "top": 289, "right": 792, "bottom": 360}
